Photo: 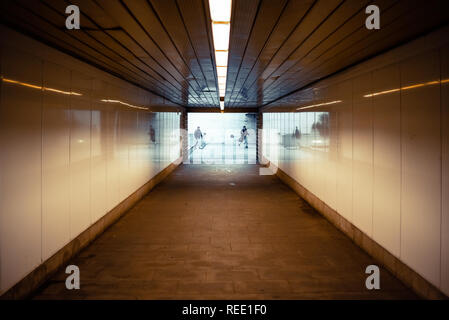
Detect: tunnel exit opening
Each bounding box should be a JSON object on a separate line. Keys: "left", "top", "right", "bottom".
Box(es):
{"left": 185, "top": 112, "right": 257, "bottom": 164}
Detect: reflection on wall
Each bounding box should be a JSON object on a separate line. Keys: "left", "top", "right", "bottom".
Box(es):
{"left": 263, "top": 112, "right": 332, "bottom": 165}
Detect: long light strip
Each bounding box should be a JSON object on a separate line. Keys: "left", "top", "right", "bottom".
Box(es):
{"left": 2, "top": 77, "right": 148, "bottom": 111}
{"left": 100, "top": 99, "right": 148, "bottom": 110}
{"left": 209, "top": 0, "right": 232, "bottom": 111}
{"left": 2, "top": 77, "right": 82, "bottom": 96}
{"left": 364, "top": 79, "right": 449, "bottom": 98}
{"left": 296, "top": 100, "right": 342, "bottom": 110}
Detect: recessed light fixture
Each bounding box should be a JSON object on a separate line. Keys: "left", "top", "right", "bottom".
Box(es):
{"left": 209, "top": 0, "right": 231, "bottom": 21}
{"left": 215, "top": 50, "right": 228, "bottom": 66}
{"left": 209, "top": 0, "right": 232, "bottom": 111}
{"left": 211, "top": 23, "right": 230, "bottom": 51}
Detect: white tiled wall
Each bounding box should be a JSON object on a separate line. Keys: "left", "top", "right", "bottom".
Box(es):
{"left": 371, "top": 64, "right": 401, "bottom": 258}
{"left": 0, "top": 27, "right": 181, "bottom": 294}
{"left": 262, "top": 28, "right": 449, "bottom": 296}
{"left": 400, "top": 50, "right": 442, "bottom": 287}
{"left": 442, "top": 43, "right": 449, "bottom": 296}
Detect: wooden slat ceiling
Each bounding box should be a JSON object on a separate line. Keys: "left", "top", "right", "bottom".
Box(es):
{"left": 1, "top": 0, "right": 449, "bottom": 110}
{"left": 226, "top": 0, "right": 449, "bottom": 109}
{"left": 0, "top": 0, "right": 219, "bottom": 107}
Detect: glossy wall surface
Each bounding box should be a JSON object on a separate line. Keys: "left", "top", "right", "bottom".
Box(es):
{"left": 262, "top": 28, "right": 449, "bottom": 296}
{"left": 0, "top": 27, "right": 181, "bottom": 294}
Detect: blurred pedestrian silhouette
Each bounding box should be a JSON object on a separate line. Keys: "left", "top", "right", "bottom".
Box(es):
{"left": 194, "top": 126, "right": 203, "bottom": 148}
{"left": 239, "top": 125, "right": 248, "bottom": 149}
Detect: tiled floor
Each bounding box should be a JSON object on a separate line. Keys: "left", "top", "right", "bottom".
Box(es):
{"left": 33, "top": 165, "right": 417, "bottom": 299}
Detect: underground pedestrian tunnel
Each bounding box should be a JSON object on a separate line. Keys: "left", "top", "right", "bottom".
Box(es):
{"left": 0, "top": 0, "right": 448, "bottom": 300}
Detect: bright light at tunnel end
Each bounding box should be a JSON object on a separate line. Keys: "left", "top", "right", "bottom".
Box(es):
{"left": 209, "top": 0, "right": 232, "bottom": 111}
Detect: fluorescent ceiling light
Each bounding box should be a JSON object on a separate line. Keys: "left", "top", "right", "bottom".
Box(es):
{"left": 209, "top": 0, "right": 232, "bottom": 110}
{"left": 212, "top": 23, "right": 230, "bottom": 51}
{"left": 217, "top": 66, "right": 227, "bottom": 77}
{"left": 218, "top": 76, "right": 226, "bottom": 85}
{"left": 209, "top": 0, "right": 232, "bottom": 22}
{"left": 215, "top": 51, "right": 228, "bottom": 67}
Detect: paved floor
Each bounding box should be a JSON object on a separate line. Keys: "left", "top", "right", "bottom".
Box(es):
{"left": 33, "top": 165, "right": 417, "bottom": 299}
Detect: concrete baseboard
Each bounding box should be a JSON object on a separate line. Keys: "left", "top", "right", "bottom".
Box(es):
{"left": 274, "top": 164, "right": 448, "bottom": 300}
{"left": 0, "top": 159, "right": 182, "bottom": 300}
